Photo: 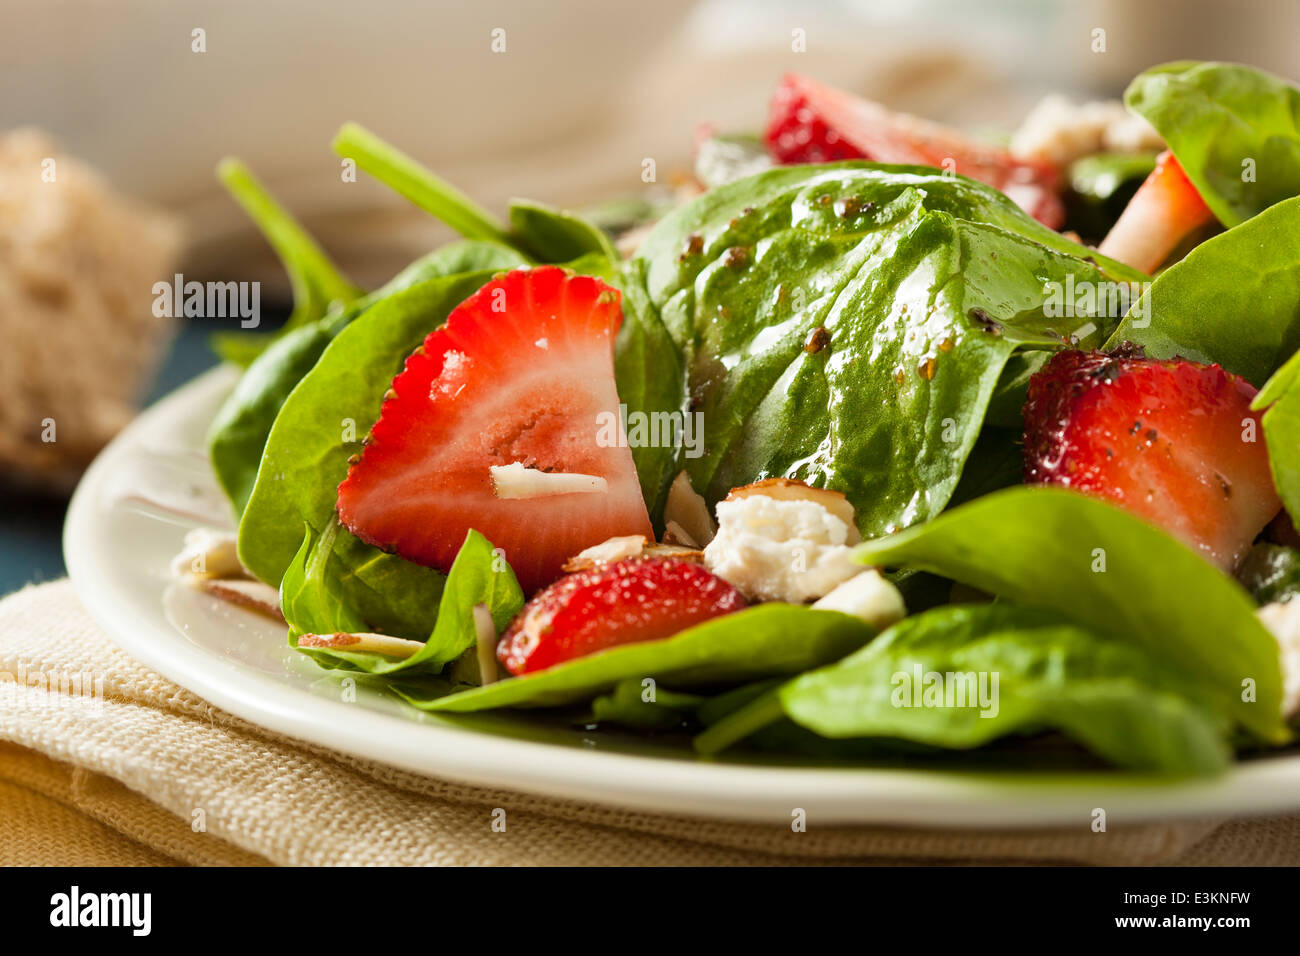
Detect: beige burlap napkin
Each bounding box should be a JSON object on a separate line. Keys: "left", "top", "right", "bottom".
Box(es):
{"left": 1, "top": 580, "right": 1298, "bottom": 866}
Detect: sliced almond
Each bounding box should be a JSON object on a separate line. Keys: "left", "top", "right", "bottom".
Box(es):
{"left": 661, "top": 519, "right": 699, "bottom": 549}
{"left": 472, "top": 603, "right": 499, "bottom": 685}
{"left": 195, "top": 577, "right": 286, "bottom": 623}
{"left": 664, "top": 471, "right": 717, "bottom": 546}
{"left": 171, "top": 527, "right": 245, "bottom": 579}
{"left": 642, "top": 544, "right": 705, "bottom": 563}
{"left": 723, "top": 478, "right": 859, "bottom": 543}
{"left": 490, "top": 462, "right": 607, "bottom": 499}
{"left": 298, "top": 630, "right": 425, "bottom": 659}
{"left": 564, "top": 535, "right": 648, "bottom": 572}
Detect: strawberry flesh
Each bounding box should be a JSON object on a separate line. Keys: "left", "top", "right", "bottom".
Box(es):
{"left": 497, "top": 556, "right": 747, "bottom": 675}
{"left": 1098, "top": 151, "right": 1215, "bottom": 273}
{"left": 337, "top": 267, "right": 653, "bottom": 594}
{"left": 765, "top": 73, "right": 1064, "bottom": 228}
{"left": 1023, "top": 345, "right": 1280, "bottom": 570}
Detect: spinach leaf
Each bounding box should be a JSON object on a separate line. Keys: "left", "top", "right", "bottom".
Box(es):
{"left": 1126, "top": 61, "right": 1300, "bottom": 227}
{"left": 632, "top": 162, "right": 1144, "bottom": 538}
{"left": 696, "top": 604, "right": 1231, "bottom": 775}
{"left": 208, "top": 241, "right": 527, "bottom": 517}
{"left": 612, "top": 258, "right": 687, "bottom": 518}
{"left": 1254, "top": 345, "right": 1300, "bottom": 522}
{"left": 1106, "top": 196, "right": 1300, "bottom": 386}
{"left": 851, "top": 486, "right": 1288, "bottom": 742}
{"left": 403, "top": 604, "right": 874, "bottom": 712}
{"left": 509, "top": 199, "right": 618, "bottom": 263}
{"left": 211, "top": 159, "right": 361, "bottom": 363}
{"left": 236, "top": 269, "right": 504, "bottom": 584}
{"left": 1237, "top": 542, "right": 1300, "bottom": 606}
{"left": 1065, "top": 152, "right": 1157, "bottom": 242}
{"left": 280, "top": 519, "right": 446, "bottom": 643}
{"left": 288, "top": 529, "right": 522, "bottom": 675}
{"left": 333, "top": 123, "right": 513, "bottom": 245}
{"left": 587, "top": 679, "right": 705, "bottom": 731}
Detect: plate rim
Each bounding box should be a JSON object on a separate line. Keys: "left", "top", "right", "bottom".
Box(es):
{"left": 62, "top": 365, "right": 1300, "bottom": 828}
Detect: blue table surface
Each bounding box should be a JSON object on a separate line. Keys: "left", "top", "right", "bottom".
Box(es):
{"left": 0, "top": 315, "right": 284, "bottom": 597}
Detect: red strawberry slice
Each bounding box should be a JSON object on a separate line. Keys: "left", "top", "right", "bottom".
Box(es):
{"left": 1023, "top": 344, "right": 1281, "bottom": 571}
{"left": 1098, "top": 151, "right": 1215, "bottom": 273}
{"left": 497, "top": 556, "right": 747, "bottom": 675}
{"left": 765, "top": 73, "right": 1065, "bottom": 228}
{"left": 337, "top": 267, "right": 653, "bottom": 594}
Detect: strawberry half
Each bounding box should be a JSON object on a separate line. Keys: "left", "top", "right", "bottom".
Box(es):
{"left": 497, "top": 556, "right": 747, "bottom": 675}
{"left": 337, "top": 267, "right": 653, "bottom": 594}
{"left": 765, "top": 73, "right": 1064, "bottom": 228}
{"left": 1097, "top": 151, "right": 1215, "bottom": 273}
{"left": 1023, "top": 345, "right": 1281, "bottom": 571}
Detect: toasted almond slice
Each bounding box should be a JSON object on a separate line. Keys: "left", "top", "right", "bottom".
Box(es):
{"left": 665, "top": 471, "right": 717, "bottom": 546}
{"left": 472, "top": 603, "right": 499, "bottom": 685}
{"left": 196, "top": 577, "right": 286, "bottom": 623}
{"left": 298, "top": 630, "right": 425, "bottom": 659}
{"left": 171, "top": 527, "right": 245, "bottom": 579}
{"left": 642, "top": 544, "right": 705, "bottom": 563}
{"left": 564, "top": 535, "right": 649, "bottom": 572}
{"left": 661, "top": 519, "right": 700, "bottom": 549}
{"left": 490, "top": 462, "right": 608, "bottom": 499}
{"left": 724, "top": 478, "right": 859, "bottom": 543}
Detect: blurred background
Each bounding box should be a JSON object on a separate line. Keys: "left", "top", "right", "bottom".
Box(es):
{"left": 2, "top": 0, "right": 1298, "bottom": 594}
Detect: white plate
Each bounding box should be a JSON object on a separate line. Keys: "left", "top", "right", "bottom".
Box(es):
{"left": 64, "top": 366, "right": 1300, "bottom": 827}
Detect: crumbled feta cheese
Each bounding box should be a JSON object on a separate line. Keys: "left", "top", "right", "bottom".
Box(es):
{"left": 1255, "top": 600, "right": 1300, "bottom": 720}
{"left": 664, "top": 471, "right": 716, "bottom": 547}
{"left": 1009, "top": 95, "right": 1164, "bottom": 167}
{"left": 703, "top": 492, "right": 861, "bottom": 603}
{"left": 170, "top": 527, "right": 243, "bottom": 578}
{"left": 812, "top": 570, "right": 906, "bottom": 630}
{"left": 490, "top": 462, "right": 607, "bottom": 499}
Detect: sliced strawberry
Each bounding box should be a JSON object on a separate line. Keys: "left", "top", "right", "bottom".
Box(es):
{"left": 765, "top": 73, "right": 1065, "bottom": 228}
{"left": 1097, "top": 151, "right": 1215, "bottom": 273}
{"left": 497, "top": 556, "right": 747, "bottom": 675}
{"left": 1023, "top": 345, "right": 1280, "bottom": 571}
{"left": 337, "top": 267, "right": 653, "bottom": 594}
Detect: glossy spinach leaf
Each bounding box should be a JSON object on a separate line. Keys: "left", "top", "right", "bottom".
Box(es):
{"left": 587, "top": 679, "right": 705, "bottom": 731}
{"left": 632, "top": 162, "right": 1144, "bottom": 538}
{"left": 696, "top": 603, "right": 1231, "bottom": 775}
{"left": 210, "top": 159, "right": 361, "bottom": 364}
{"left": 288, "top": 529, "right": 522, "bottom": 675}
{"left": 1254, "top": 345, "right": 1300, "bottom": 522}
{"left": 508, "top": 199, "right": 618, "bottom": 263}
{"left": 403, "top": 604, "right": 874, "bottom": 712}
{"left": 851, "top": 486, "right": 1288, "bottom": 742}
{"left": 1126, "top": 61, "right": 1300, "bottom": 227}
{"left": 208, "top": 241, "right": 527, "bottom": 518}
{"left": 1106, "top": 196, "right": 1300, "bottom": 386}
{"left": 1237, "top": 542, "right": 1300, "bottom": 606}
{"left": 236, "top": 269, "right": 505, "bottom": 585}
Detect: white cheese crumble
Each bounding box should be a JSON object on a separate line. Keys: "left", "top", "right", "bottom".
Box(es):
{"left": 490, "top": 462, "right": 607, "bottom": 499}
{"left": 1255, "top": 600, "right": 1300, "bottom": 720}
{"left": 1009, "top": 95, "right": 1164, "bottom": 167}
{"left": 812, "top": 570, "right": 906, "bottom": 630}
{"left": 703, "top": 493, "right": 861, "bottom": 603}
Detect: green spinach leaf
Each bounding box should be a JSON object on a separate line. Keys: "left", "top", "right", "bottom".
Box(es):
{"left": 509, "top": 198, "right": 618, "bottom": 263}
{"left": 1237, "top": 542, "right": 1300, "bottom": 606}
{"left": 288, "top": 529, "right": 522, "bottom": 675}
{"left": 1106, "top": 196, "right": 1300, "bottom": 386}
{"left": 1126, "top": 61, "right": 1300, "bottom": 227}
{"left": 632, "top": 162, "right": 1144, "bottom": 538}
{"left": 696, "top": 603, "right": 1231, "bottom": 774}
{"left": 587, "top": 679, "right": 705, "bottom": 731}
{"left": 851, "top": 486, "right": 1288, "bottom": 742}
{"left": 403, "top": 604, "right": 874, "bottom": 712}
{"left": 1254, "top": 344, "right": 1300, "bottom": 521}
